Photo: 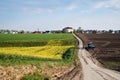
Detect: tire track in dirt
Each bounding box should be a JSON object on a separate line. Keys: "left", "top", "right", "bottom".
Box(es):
{"left": 56, "top": 60, "right": 82, "bottom": 80}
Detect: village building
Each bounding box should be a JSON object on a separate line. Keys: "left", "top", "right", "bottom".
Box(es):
{"left": 115, "top": 30, "right": 120, "bottom": 34}
{"left": 63, "top": 27, "right": 74, "bottom": 33}
{"left": 11, "top": 31, "right": 18, "bottom": 34}
{"left": 32, "top": 31, "right": 42, "bottom": 34}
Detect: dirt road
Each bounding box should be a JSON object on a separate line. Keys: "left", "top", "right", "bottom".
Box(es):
{"left": 73, "top": 33, "right": 120, "bottom": 80}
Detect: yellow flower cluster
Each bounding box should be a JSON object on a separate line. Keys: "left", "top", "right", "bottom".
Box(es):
{"left": 0, "top": 46, "right": 72, "bottom": 59}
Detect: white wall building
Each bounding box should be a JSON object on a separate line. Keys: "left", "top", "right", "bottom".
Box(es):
{"left": 63, "top": 27, "right": 74, "bottom": 33}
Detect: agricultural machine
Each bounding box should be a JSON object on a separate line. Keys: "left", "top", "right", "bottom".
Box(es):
{"left": 88, "top": 42, "right": 95, "bottom": 49}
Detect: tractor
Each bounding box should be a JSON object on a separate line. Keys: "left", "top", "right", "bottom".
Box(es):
{"left": 88, "top": 42, "right": 95, "bottom": 49}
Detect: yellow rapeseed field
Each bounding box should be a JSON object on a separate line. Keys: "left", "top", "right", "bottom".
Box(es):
{"left": 0, "top": 46, "right": 72, "bottom": 59}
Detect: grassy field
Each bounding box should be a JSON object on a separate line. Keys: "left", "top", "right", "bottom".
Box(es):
{"left": 0, "top": 34, "right": 77, "bottom": 80}
{"left": 0, "top": 33, "right": 78, "bottom": 79}
{"left": 0, "top": 33, "right": 75, "bottom": 66}
{"left": 0, "top": 33, "right": 74, "bottom": 41}
{"left": 0, "top": 33, "right": 74, "bottom": 47}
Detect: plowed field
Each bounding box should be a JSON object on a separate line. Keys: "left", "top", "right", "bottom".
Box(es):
{"left": 75, "top": 33, "right": 120, "bottom": 71}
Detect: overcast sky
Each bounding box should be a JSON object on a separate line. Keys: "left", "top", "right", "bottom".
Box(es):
{"left": 0, "top": 0, "right": 120, "bottom": 31}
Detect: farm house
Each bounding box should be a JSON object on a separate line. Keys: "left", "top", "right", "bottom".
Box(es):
{"left": 63, "top": 27, "right": 74, "bottom": 33}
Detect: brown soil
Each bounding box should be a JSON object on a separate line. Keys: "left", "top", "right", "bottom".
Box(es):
{"left": 0, "top": 60, "right": 81, "bottom": 80}
{"left": 75, "top": 33, "right": 120, "bottom": 71}
{"left": 0, "top": 65, "right": 37, "bottom": 80}
{"left": 0, "top": 64, "right": 74, "bottom": 80}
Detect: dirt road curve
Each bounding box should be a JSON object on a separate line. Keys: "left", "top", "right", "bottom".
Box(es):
{"left": 73, "top": 33, "right": 120, "bottom": 80}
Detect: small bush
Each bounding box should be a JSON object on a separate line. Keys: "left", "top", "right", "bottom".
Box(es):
{"left": 62, "top": 48, "right": 74, "bottom": 60}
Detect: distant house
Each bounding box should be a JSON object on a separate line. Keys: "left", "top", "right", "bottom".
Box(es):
{"left": 97, "top": 30, "right": 106, "bottom": 34}
{"left": 42, "top": 31, "right": 51, "bottom": 34}
{"left": 18, "top": 30, "right": 25, "bottom": 34}
{"left": 63, "top": 27, "right": 74, "bottom": 33}
{"left": 115, "top": 30, "right": 120, "bottom": 34}
{"left": 11, "top": 31, "right": 18, "bottom": 34}
{"left": 33, "top": 31, "right": 42, "bottom": 34}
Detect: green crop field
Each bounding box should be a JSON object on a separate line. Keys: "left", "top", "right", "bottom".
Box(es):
{"left": 0, "top": 33, "right": 74, "bottom": 41}
{"left": 0, "top": 33, "right": 76, "bottom": 66}
{"left": 0, "top": 33, "right": 75, "bottom": 47}
{"left": 0, "top": 33, "right": 77, "bottom": 80}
